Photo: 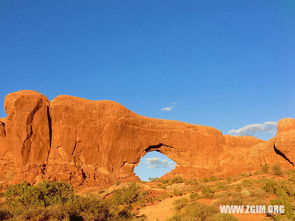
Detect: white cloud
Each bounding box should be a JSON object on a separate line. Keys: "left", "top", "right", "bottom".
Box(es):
{"left": 145, "top": 157, "right": 175, "bottom": 169}
{"left": 161, "top": 106, "right": 173, "bottom": 111}
{"left": 228, "top": 121, "right": 278, "bottom": 137}
{"left": 161, "top": 103, "right": 176, "bottom": 111}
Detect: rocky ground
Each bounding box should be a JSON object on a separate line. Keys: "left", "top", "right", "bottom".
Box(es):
{"left": 75, "top": 167, "right": 294, "bottom": 221}
{"left": 0, "top": 167, "right": 294, "bottom": 220}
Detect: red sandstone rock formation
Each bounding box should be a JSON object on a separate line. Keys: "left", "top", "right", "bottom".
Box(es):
{"left": 0, "top": 90, "right": 294, "bottom": 187}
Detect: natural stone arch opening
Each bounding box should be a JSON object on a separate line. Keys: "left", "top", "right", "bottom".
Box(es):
{"left": 134, "top": 143, "right": 178, "bottom": 181}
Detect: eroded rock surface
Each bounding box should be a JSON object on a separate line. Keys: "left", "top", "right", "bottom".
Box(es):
{"left": 0, "top": 90, "right": 294, "bottom": 187}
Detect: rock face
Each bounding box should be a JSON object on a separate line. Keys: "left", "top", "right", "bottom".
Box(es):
{"left": 275, "top": 118, "right": 295, "bottom": 165}
{"left": 0, "top": 91, "right": 51, "bottom": 184}
{"left": 0, "top": 90, "right": 294, "bottom": 188}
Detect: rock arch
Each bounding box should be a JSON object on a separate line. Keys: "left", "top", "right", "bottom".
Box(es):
{"left": 0, "top": 90, "right": 294, "bottom": 188}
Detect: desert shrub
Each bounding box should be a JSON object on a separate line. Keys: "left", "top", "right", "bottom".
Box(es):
{"left": 38, "top": 180, "right": 74, "bottom": 206}
{"left": 276, "top": 182, "right": 295, "bottom": 199}
{"left": 288, "top": 174, "right": 295, "bottom": 184}
{"left": 4, "top": 182, "right": 39, "bottom": 208}
{"left": 262, "top": 179, "right": 278, "bottom": 194}
{"left": 262, "top": 179, "right": 295, "bottom": 200}
{"left": 235, "top": 184, "right": 242, "bottom": 192}
{"left": 249, "top": 188, "right": 266, "bottom": 198}
{"left": 241, "top": 173, "right": 251, "bottom": 178}
{"left": 216, "top": 181, "right": 227, "bottom": 190}
{"left": 201, "top": 186, "right": 215, "bottom": 198}
{"left": 261, "top": 164, "right": 269, "bottom": 173}
{"left": 0, "top": 208, "right": 12, "bottom": 220}
{"left": 172, "top": 190, "right": 184, "bottom": 196}
{"left": 20, "top": 206, "right": 67, "bottom": 221}
{"left": 4, "top": 181, "right": 74, "bottom": 210}
{"left": 171, "top": 176, "right": 184, "bottom": 184}
{"left": 241, "top": 179, "right": 253, "bottom": 187}
{"left": 157, "top": 183, "right": 167, "bottom": 189}
{"left": 214, "top": 191, "right": 244, "bottom": 206}
{"left": 168, "top": 202, "right": 219, "bottom": 221}
{"left": 173, "top": 198, "right": 189, "bottom": 210}
{"left": 66, "top": 196, "right": 111, "bottom": 221}
{"left": 67, "top": 195, "right": 142, "bottom": 221}
{"left": 115, "top": 180, "right": 121, "bottom": 186}
{"left": 189, "top": 192, "right": 200, "bottom": 201}
{"left": 214, "top": 185, "right": 267, "bottom": 205}
{"left": 272, "top": 164, "right": 283, "bottom": 176}
{"left": 240, "top": 188, "right": 250, "bottom": 197}
{"left": 209, "top": 176, "right": 218, "bottom": 182}
{"left": 207, "top": 213, "right": 238, "bottom": 221}
{"left": 185, "top": 179, "right": 198, "bottom": 186}
{"left": 97, "top": 189, "right": 105, "bottom": 194}
{"left": 270, "top": 198, "right": 295, "bottom": 220}
{"left": 226, "top": 177, "right": 234, "bottom": 183}
{"left": 159, "top": 179, "right": 169, "bottom": 184}
{"left": 283, "top": 182, "right": 295, "bottom": 197}
{"left": 202, "top": 176, "right": 218, "bottom": 182}
{"left": 112, "top": 183, "right": 148, "bottom": 206}
{"left": 110, "top": 206, "right": 134, "bottom": 221}
{"left": 148, "top": 177, "right": 159, "bottom": 182}
{"left": 2, "top": 181, "right": 144, "bottom": 221}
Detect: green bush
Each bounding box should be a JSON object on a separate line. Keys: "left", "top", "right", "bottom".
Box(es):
{"left": 189, "top": 192, "right": 200, "bottom": 201}
{"left": 208, "top": 213, "right": 238, "bottom": 221}
{"left": 20, "top": 206, "right": 67, "bottom": 221}
{"left": 4, "top": 181, "right": 74, "bottom": 209}
{"left": 156, "top": 183, "right": 166, "bottom": 189}
{"left": 171, "top": 176, "right": 184, "bottom": 184}
{"left": 1, "top": 181, "right": 146, "bottom": 221}
{"left": 261, "top": 164, "right": 269, "bottom": 173}
{"left": 169, "top": 202, "right": 219, "bottom": 221}
{"left": 226, "top": 177, "right": 234, "bottom": 183}
{"left": 288, "top": 174, "right": 295, "bottom": 184}
{"left": 270, "top": 198, "right": 295, "bottom": 220}
{"left": 201, "top": 186, "right": 215, "bottom": 198}
{"left": 112, "top": 183, "right": 148, "bottom": 206}
{"left": 159, "top": 179, "right": 169, "bottom": 184}
{"left": 148, "top": 177, "right": 159, "bottom": 182}
{"left": 172, "top": 190, "right": 184, "bottom": 196}
{"left": 209, "top": 176, "right": 218, "bottom": 182}
{"left": 241, "top": 173, "right": 251, "bottom": 178}
{"left": 173, "top": 198, "right": 189, "bottom": 210}
{"left": 216, "top": 181, "right": 226, "bottom": 190}
{"left": 66, "top": 196, "right": 111, "bottom": 221}
{"left": 272, "top": 164, "right": 283, "bottom": 176}
{"left": 185, "top": 179, "right": 198, "bottom": 186}
{"left": 0, "top": 208, "right": 12, "bottom": 220}
{"left": 262, "top": 179, "right": 278, "bottom": 194}
{"left": 115, "top": 180, "right": 121, "bottom": 186}
{"left": 240, "top": 188, "right": 250, "bottom": 197}
{"left": 262, "top": 179, "right": 295, "bottom": 202}
{"left": 241, "top": 179, "right": 253, "bottom": 187}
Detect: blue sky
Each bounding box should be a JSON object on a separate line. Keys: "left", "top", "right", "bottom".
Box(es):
{"left": 134, "top": 151, "right": 176, "bottom": 181}
{"left": 1, "top": 1, "right": 294, "bottom": 179}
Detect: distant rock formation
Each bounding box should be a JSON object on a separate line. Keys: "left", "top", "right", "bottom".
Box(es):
{"left": 0, "top": 90, "right": 294, "bottom": 188}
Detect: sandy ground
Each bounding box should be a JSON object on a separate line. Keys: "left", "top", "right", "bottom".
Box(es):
{"left": 234, "top": 213, "right": 271, "bottom": 221}
{"left": 138, "top": 196, "right": 271, "bottom": 221}
{"left": 138, "top": 195, "right": 189, "bottom": 221}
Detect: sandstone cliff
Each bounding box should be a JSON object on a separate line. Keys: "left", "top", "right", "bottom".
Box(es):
{"left": 0, "top": 90, "right": 294, "bottom": 187}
